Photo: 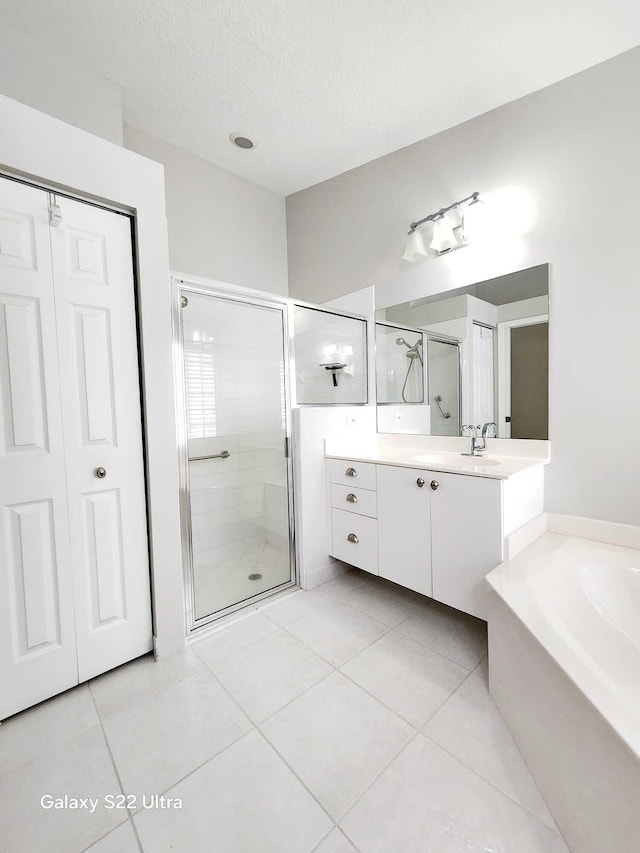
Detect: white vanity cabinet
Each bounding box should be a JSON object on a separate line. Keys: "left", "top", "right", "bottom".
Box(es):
{"left": 377, "top": 465, "right": 432, "bottom": 596}
{"left": 430, "top": 472, "right": 502, "bottom": 618}
{"left": 327, "top": 456, "right": 541, "bottom": 620}
{"left": 328, "top": 460, "right": 379, "bottom": 573}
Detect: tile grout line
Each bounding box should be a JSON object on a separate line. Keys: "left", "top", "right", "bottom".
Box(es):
{"left": 90, "top": 656, "right": 197, "bottom": 724}
{"left": 393, "top": 616, "right": 486, "bottom": 671}
{"left": 311, "top": 825, "right": 362, "bottom": 853}
{"left": 418, "top": 665, "right": 561, "bottom": 835}
{"left": 420, "top": 729, "right": 562, "bottom": 838}
{"left": 0, "top": 684, "right": 99, "bottom": 778}
{"left": 253, "top": 727, "right": 340, "bottom": 836}
{"left": 214, "top": 587, "right": 482, "bottom": 733}
{"left": 269, "top": 600, "right": 482, "bottom": 732}
{"left": 335, "top": 730, "right": 423, "bottom": 843}
{"left": 292, "top": 577, "right": 488, "bottom": 672}
{"left": 191, "top": 600, "right": 418, "bottom": 844}
{"left": 86, "top": 680, "right": 143, "bottom": 853}
{"left": 89, "top": 666, "right": 256, "bottom": 847}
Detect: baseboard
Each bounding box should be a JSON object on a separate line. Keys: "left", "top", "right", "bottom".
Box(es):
{"left": 302, "top": 559, "right": 350, "bottom": 590}
{"left": 153, "top": 629, "right": 186, "bottom": 660}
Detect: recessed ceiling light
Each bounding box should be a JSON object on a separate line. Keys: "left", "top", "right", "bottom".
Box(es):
{"left": 229, "top": 133, "right": 255, "bottom": 150}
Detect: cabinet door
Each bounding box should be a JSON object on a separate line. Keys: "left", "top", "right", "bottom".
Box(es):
{"left": 0, "top": 179, "right": 79, "bottom": 719}
{"left": 431, "top": 473, "right": 503, "bottom": 619}
{"left": 50, "top": 197, "right": 152, "bottom": 682}
{"left": 377, "top": 465, "right": 431, "bottom": 596}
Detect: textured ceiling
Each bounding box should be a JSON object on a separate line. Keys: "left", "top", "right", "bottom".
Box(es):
{"left": 2, "top": 1, "right": 639, "bottom": 194}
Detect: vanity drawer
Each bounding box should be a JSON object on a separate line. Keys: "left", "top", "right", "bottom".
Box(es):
{"left": 331, "top": 508, "right": 378, "bottom": 574}
{"left": 328, "top": 459, "right": 376, "bottom": 490}
{"left": 330, "top": 484, "right": 377, "bottom": 518}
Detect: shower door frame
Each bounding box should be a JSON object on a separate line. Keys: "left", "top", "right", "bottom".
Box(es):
{"left": 172, "top": 277, "right": 298, "bottom": 633}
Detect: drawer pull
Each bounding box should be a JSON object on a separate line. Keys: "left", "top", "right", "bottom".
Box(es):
{"left": 347, "top": 533, "right": 359, "bottom": 544}
{"left": 346, "top": 493, "right": 358, "bottom": 503}
{"left": 345, "top": 467, "right": 357, "bottom": 477}
{"left": 416, "top": 478, "right": 425, "bottom": 488}
{"left": 431, "top": 479, "right": 439, "bottom": 491}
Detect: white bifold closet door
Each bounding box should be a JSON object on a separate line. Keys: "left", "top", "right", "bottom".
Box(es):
{"left": 0, "top": 179, "right": 152, "bottom": 720}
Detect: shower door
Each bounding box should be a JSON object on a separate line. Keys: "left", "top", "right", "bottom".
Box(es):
{"left": 179, "top": 288, "right": 294, "bottom": 627}
{"left": 426, "top": 338, "right": 461, "bottom": 436}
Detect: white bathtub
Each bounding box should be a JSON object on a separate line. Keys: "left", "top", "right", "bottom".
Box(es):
{"left": 486, "top": 527, "right": 640, "bottom": 853}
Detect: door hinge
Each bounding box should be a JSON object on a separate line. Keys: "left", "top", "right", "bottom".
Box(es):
{"left": 284, "top": 436, "right": 290, "bottom": 458}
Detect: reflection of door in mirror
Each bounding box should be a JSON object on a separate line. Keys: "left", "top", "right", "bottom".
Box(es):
{"left": 509, "top": 322, "right": 549, "bottom": 439}
{"left": 427, "top": 339, "right": 461, "bottom": 436}
{"left": 471, "top": 323, "right": 496, "bottom": 427}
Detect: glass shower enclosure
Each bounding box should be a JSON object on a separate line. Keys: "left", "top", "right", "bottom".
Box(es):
{"left": 176, "top": 284, "right": 295, "bottom": 629}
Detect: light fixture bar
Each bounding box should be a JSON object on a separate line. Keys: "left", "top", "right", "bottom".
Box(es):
{"left": 408, "top": 191, "right": 479, "bottom": 234}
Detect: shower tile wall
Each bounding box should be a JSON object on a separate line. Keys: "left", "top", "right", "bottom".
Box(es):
{"left": 183, "top": 306, "right": 288, "bottom": 600}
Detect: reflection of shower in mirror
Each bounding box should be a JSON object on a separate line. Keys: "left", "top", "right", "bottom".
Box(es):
{"left": 396, "top": 336, "right": 423, "bottom": 402}
{"left": 434, "top": 394, "right": 452, "bottom": 419}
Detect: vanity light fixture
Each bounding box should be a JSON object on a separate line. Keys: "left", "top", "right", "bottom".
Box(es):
{"left": 403, "top": 191, "right": 481, "bottom": 260}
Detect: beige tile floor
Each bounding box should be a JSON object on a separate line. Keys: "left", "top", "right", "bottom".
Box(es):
{"left": 0, "top": 569, "right": 569, "bottom": 853}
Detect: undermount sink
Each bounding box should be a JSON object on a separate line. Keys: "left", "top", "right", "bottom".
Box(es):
{"left": 413, "top": 454, "right": 502, "bottom": 467}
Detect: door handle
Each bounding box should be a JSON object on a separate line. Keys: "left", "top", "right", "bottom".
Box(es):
{"left": 345, "top": 467, "right": 357, "bottom": 477}
{"left": 346, "top": 493, "right": 358, "bottom": 503}
{"left": 416, "top": 478, "right": 425, "bottom": 488}
{"left": 430, "top": 480, "right": 439, "bottom": 491}
{"left": 347, "top": 533, "right": 359, "bottom": 544}
{"left": 95, "top": 467, "right": 107, "bottom": 479}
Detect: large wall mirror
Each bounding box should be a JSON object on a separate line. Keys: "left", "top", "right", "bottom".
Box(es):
{"left": 375, "top": 264, "right": 549, "bottom": 439}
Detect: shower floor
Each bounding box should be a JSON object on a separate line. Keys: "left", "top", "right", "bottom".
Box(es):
{"left": 193, "top": 538, "right": 291, "bottom": 620}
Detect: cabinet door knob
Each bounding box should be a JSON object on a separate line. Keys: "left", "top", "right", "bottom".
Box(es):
{"left": 416, "top": 478, "right": 425, "bottom": 488}
{"left": 347, "top": 533, "right": 359, "bottom": 544}
{"left": 346, "top": 493, "right": 358, "bottom": 503}
{"left": 95, "top": 467, "right": 107, "bottom": 479}
{"left": 345, "top": 467, "right": 357, "bottom": 477}
{"left": 430, "top": 479, "right": 439, "bottom": 491}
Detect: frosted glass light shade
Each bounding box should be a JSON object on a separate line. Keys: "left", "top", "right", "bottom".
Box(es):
{"left": 430, "top": 214, "right": 457, "bottom": 253}
{"left": 402, "top": 228, "right": 428, "bottom": 261}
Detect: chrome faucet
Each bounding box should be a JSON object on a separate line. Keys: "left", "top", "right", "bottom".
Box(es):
{"left": 461, "top": 425, "right": 484, "bottom": 457}
{"left": 482, "top": 421, "right": 497, "bottom": 441}
{"left": 461, "top": 422, "right": 497, "bottom": 457}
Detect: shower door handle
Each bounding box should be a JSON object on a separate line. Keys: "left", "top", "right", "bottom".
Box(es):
{"left": 188, "top": 450, "right": 230, "bottom": 461}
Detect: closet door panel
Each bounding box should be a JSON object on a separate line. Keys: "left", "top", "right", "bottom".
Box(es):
{"left": 50, "top": 197, "right": 152, "bottom": 681}
{"left": 0, "top": 179, "right": 78, "bottom": 720}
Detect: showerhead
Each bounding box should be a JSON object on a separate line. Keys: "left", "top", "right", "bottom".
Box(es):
{"left": 396, "top": 336, "right": 422, "bottom": 348}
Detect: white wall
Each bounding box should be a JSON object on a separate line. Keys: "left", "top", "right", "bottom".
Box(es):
{"left": 0, "top": 24, "right": 122, "bottom": 144}
{"left": 286, "top": 48, "right": 640, "bottom": 525}
{"left": 124, "top": 126, "right": 288, "bottom": 296}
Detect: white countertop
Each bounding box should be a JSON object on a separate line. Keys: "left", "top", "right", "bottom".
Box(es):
{"left": 325, "top": 446, "right": 546, "bottom": 480}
